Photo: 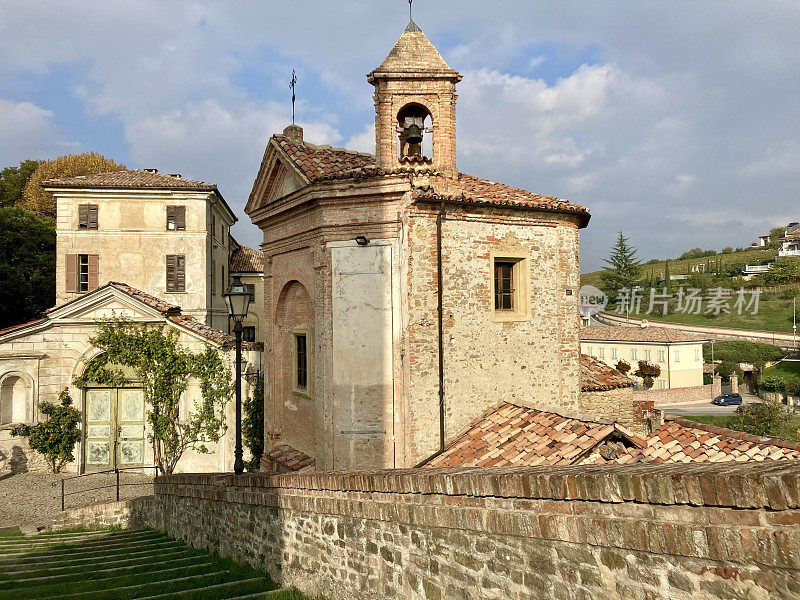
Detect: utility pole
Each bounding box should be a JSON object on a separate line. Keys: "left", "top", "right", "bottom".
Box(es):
{"left": 793, "top": 297, "right": 797, "bottom": 352}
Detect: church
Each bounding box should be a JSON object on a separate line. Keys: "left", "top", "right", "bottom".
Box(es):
{"left": 246, "top": 20, "right": 590, "bottom": 470}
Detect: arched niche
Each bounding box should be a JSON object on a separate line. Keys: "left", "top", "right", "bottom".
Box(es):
{"left": 397, "top": 102, "right": 433, "bottom": 162}
{"left": 0, "top": 372, "right": 34, "bottom": 425}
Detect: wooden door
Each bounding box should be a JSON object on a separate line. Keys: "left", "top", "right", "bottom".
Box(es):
{"left": 84, "top": 388, "right": 146, "bottom": 472}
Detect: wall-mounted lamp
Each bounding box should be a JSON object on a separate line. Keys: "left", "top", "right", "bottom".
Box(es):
{"left": 355, "top": 235, "right": 370, "bottom": 246}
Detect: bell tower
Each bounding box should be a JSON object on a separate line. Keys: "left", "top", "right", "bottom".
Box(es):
{"left": 367, "top": 20, "right": 462, "bottom": 177}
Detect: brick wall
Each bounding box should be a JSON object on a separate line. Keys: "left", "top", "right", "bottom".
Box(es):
{"left": 636, "top": 384, "right": 713, "bottom": 406}
{"left": 50, "top": 496, "right": 154, "bottom": 531}
{"left": 148, "top": 464, "right": 800, "bottom": 600}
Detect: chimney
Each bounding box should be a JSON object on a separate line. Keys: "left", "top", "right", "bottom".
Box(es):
{"left": 143, "top": 168, "right": 158, "bottom": 173}
{"left": 283, "top": 124, "right": 303, "bottom": 144}
{"left": 168, "top": 173, "right": 182, "bottom": 179}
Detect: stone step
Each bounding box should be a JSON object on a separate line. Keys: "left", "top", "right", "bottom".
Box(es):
{"left": 0, "top": 547, "right": 194, "bottom": 575}
{"left": 0, "top": 530, "right": 161, "bottom": 549}
{"left": 57, "top": 570, "right": 232, "bottom": 599}
{"left": 224, "top": 591, "right": 288, "bottom": 599}
{"left": 133, "top": 578, "right": 273, "bottom": 600}
{"left": 2, "top": 557, "right": 212, "bottom": 585}
{"left": 0, "top": 539, "right": 181, "bottom": 564}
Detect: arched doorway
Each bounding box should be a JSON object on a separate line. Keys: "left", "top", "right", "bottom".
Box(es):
{"left": 81, "top": 363, "right": 146, "bottom": 472}
{"left": 0, "top": 374, "right": 32, "bottom": 425}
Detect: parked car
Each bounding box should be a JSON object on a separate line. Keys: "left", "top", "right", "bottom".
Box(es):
{"left": 712, "top": 393, "right": 743, "bottom": 406}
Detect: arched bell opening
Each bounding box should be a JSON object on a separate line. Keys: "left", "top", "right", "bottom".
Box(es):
{"left": 397, "top": 103, "right": 433, "bottom": 163}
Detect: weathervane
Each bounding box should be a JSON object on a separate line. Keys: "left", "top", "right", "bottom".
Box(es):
{"left": 408, "top": 0, "right": 413, "bottom": 20}
{"left": 289, "top": 69, "right": 298, "bottom": 124}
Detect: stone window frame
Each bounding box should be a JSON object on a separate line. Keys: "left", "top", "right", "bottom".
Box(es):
{"left": 598, "top": 347, "right": 605, "bottom": 359}
{"left": 658, "top": 349, "right": 666, "bottom": 363}
{"left": 489, "top": 250, "right": 531, "bottom": 323}
{"left": 630, "top": 348, "right": 638, "bottom": 362}
{"left": 611, "top": 347, "right": 618, "bottom": 360}
{"left": 291, "top": 327, "right": 311, "bottom": 397}
{"left": 658, "top": 378, "right": 667, "bottom": 390}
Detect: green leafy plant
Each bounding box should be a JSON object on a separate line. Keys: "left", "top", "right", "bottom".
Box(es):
{"left": 11, "top": 388, "right": 81, "bottom": 473}
{"left": 243, "top": 374, "right": 264, "bottom": 472}
{"left": 731, "top": 401, "right": 799, "bottom": 440}
{"left": 703, "top": 340, "right": 785, "bottom": 365}
{"left": 73, "top": 319, "right": 233, "bottom": 474}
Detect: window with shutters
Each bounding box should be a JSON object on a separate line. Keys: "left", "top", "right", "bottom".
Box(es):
{"left": 78, "top": 204, "right": 98, "bottom": 229}
{"left": 166, "top": 255, "right": 186, "bottom": 292}
{"left": 490, "top": 251, "right": 530, "bottom": 322}
{"left": 166, "top": 206, "right": 186, "bottom": 231}
{"left": 242, "top": 326, "right": 256, "bottom": 342}
{"left": 245, "top": 283, "right": 255, "bottom": 302}
{"left": 78, "top": 255, "right": 90, "bottom": 292}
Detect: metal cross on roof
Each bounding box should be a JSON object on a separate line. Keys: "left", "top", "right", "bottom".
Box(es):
{"left": 289, "top": 69, "right": 298, "bottom": 124}
{"left": 408, "top": 0, "right": 413, "bottom": 20}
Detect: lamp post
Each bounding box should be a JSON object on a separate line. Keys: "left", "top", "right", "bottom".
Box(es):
{"left": 223, "top": 274, "right": 251, "bottom": 475}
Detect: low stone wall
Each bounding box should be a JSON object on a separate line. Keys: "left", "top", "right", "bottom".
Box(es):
{"left": 50, "top": 496, "right": 154, "bottom": 531}
{"left": 637, "top": 384, "right": 713, "bottom": 406}
{"left": 149, "top": 464, "right": 800, "bottom": 600}
{"left": 0, "top": 428, "right": 49, "bottom": 473}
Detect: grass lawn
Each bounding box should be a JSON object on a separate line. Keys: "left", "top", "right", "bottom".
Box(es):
{"left": 0, "top": 528, "right": 313, "bottom": 600}
{"left": 762, "top": 361, "right": 800, "bottom": 378}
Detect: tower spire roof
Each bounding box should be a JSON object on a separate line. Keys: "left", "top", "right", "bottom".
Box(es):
{"left": 367, "top": 21, "right": 461, "bottom": 82}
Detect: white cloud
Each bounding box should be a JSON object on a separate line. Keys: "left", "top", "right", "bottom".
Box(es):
{"left": 345, "top": 124, "right": 375, "bottom": 154}
{"left": 0, "top": 99, "right": 80, "bottom": 166}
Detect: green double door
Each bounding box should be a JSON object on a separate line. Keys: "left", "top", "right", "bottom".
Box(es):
{"left": 84, "top": 388, "right": 146, "bottom": 472}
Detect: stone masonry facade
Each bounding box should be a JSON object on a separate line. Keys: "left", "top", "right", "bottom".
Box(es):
{"left": 149, "top": 463, "right": 800, "bottom": 600}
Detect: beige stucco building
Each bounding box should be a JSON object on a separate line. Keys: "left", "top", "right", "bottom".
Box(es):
{"left": 0, "top": 283, "right": 260, "bottom": 474}
{"left": 230, "top": 240, "right": 265, "bottom": 344}
{"left": 580, "top": 326, "right": 708, "bottom": 389}
{"left": 45, "top": 169, "right": 237, "bottom": 331}
{"left": 246, "top": 21, "right": 590, "bottom": 471}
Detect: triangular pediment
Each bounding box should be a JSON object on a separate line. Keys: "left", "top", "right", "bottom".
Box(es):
{"left": 245, "top": 138, "right": 309, "bottom": 215}
{"left": 50, "top": 287, "right": 167, "bottom": 324}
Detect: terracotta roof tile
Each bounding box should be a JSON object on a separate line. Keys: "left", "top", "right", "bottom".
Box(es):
{"left": 274, "top": 135, "right": 375, "bottom": 181}
{"left": 580, "top": 354, "right": 635, "bottom": 391}
{"left": 230, "top": 244, "right": 263, "bottom": 273}
{"left": 581, "top": 325, "right": 709, "bottom": 344}
{"left": 42, "top": 169, "right": 217, "bottom": 191}
{"left": 264, "top": 444, "right": 315, "bottom": 471}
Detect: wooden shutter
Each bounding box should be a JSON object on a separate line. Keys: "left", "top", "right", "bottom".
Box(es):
{"left": 166, "top": 255, "right": 175, "bottom": 292}
{"left": 78, "top": 205, "right": 88, "bottom": 229}
{"left": 65, "top": 254, "right": 77, "bottom": 293}
{"left": 166, "top": 206, "right": 175, "bottom": 230}
{"left": 176, "top": 206, "right": 185, "bottom": 230}
{"left": 88, "top": 205, "right": 98, "bottom": 229}
{"left": 87, "top": 254, "right": 99, "bottom": 291}
{"left": 176, "top": 256, "right": 185, "bottom": 292}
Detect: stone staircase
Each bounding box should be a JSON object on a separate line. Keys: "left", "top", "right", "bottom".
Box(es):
{"left": 0, "top": 528, "right": 302, "bottom": 599}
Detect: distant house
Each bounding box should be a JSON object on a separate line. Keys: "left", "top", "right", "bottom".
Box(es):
{"left": 779, "top": 230, "right": 800, "bottom": 258}
{"left": 758, "top": 234, "right": 771, "bottom": 247}
{"left": 580, "top": 326, "right": 708, "bottom": 390}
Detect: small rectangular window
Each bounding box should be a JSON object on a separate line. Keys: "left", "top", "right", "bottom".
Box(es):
{"left": 644, "top": 349, "right": 651, "bottom": 361}
{"left": 658, "top": 349, "right": 666, "bottom": 363}
{"left": 78, "top": 254, "right": 90, "bottom": 292}
{"left": 598, "top": 347, "right": 605, "bottom": 359}
{"left": 658, "top": 379, "right": 667, "bottom": 390}
{"left": 494, "top": 261, "right": 515, "bottom": 311}
{"left": 242, "top": 326, "right": 256, "bottom": 342}
{"left": 78, "top": 204, "right": 98, "bottom": 229}
{"left": 695, "top": 348, "right": 701, "bottom": 361}
{"left": 294, "top": 333, "right": 307, "bottom": 390}
{"left": 245, "top": 283, "right": 255, "bottom": 301}
{"left": 612, "top": 348, "right": 618, "bottom": 360}
{"left": 674, "top": 350, "right": 680, "bottom": 363}
{"left": 166, "top": 206, "right": 186, "bottom": 231}
{"left": 631, "top": 348, "right": 638, "bottom": 361}
{"left": 166, "top": 255, "right": 186, "bottom": 292}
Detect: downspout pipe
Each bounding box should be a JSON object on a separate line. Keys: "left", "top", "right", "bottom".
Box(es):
{"left": 414, "top": 203, "right": 447, "bottom": 468}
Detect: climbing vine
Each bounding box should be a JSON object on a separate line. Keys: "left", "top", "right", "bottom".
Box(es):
{"left": 73, "top": 319, "right": 233, "bottom": 474}
{"left": 243, "top": 374, "right": 264, "bottom": 472}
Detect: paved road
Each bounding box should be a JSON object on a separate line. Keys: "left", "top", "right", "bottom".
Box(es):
{"left": 659, "top": 396, "right": 760, "bottom": 416}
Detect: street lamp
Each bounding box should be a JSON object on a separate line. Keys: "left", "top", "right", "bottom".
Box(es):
{"left": 223, "top": 274, "right": 251, "bottom": 475}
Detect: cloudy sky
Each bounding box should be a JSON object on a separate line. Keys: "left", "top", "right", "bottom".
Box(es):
{"left": 1, "top": 1, "right": 798, "bottom": 271}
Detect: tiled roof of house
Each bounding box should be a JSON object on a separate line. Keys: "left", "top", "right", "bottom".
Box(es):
{"left": 645, "top": 418, "right": 800, "bottom": 463}
{"left": 103, "top": 282, "right": 182, "bottom": 315}
{"left": 414, "top": 174, "right": 589, "bottom": 221}
{"left": 425, "top": 402, "right": 644, "bottom": 469}
{"left": 581, "top": 325, "right": 709, "bottom": 344}
{"left": 274, "top": 135, "right": 375, "bottom": 181}
{"left": 580, "top": 354, "right": 635, "bottom": 391}
{"left": 368, "top": 21, "right": 460, "bottom": 80}
{"left": 422, "top": 403, "right": 800, "bottom": 469}
{"left": 263, "top": 444, "right": 316, "bottom": 471}
{"left": 42, "top": 169, "right": 218, "bottom": 191}
{"left": 230, "top": 244, "right": 263, "bottom": 273}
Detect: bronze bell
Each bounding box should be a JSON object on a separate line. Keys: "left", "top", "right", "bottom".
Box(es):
{"left": 404, "top": 123, "right": 423, "bottom": 145}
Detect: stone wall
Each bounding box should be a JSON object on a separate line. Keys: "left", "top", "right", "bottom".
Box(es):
{"left": 149, "top": 464, "right": 800, "bottom": 600}
{"left": 50, "top": 496, "right": 154, "bottom": 531}
{"left": 0, "top": 427, "right": 48, "bottom": 473}
{"left": 579, "top": 387, "right": 636, "bottom": 430}
{"left": 637, "top": 384, "right": 714, "bottom": 406}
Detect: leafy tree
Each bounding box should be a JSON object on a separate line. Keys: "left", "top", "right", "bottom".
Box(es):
{"left": 702, "top": 340, "right": 784, "bottom": 365}
{"left": 21, "top": 153, "right": 125, "bottom": 218}
{"left": 768, "top": 226, "right": 787, "bottom": 249}
{"left": 679, "top": 248, "right": 715, "bottom": 260}
{"left": 763, "top": 258, "right": 800, "bottom": 285}
{"left": 0, "top": 159, "right": 40, "bottom": 207}
{"left": 0, "top": 207, "right": 56, "bottom": 328}
{"left": 731, "top": 401, "right": 799, "bottom": 440}
{"left": 243, "top": 374, "right": 264, "bottom": 472}
{"left": 634, "top": 360, "right": 661, "bottom": 389}
{"left": 722, "top": 247, "right": 733, "bottom": 254}
{"left": 11, "top": 388, "right": 81, "bottom": 473}
{"left": 73, "top": 320, "right": 233, "bottom": 474}
{"left": 600, "top": 232, "right": 641, "bottom": 297}
{"left": 615, "top": 360, "right": 631, "bottom": 375}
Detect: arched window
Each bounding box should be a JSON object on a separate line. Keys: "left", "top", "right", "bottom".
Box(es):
{"left": 397, "top": 103, "right": 433, "bottom": 161}
{"left": 0, "top": 375, "right": 32, "bottom": 425}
